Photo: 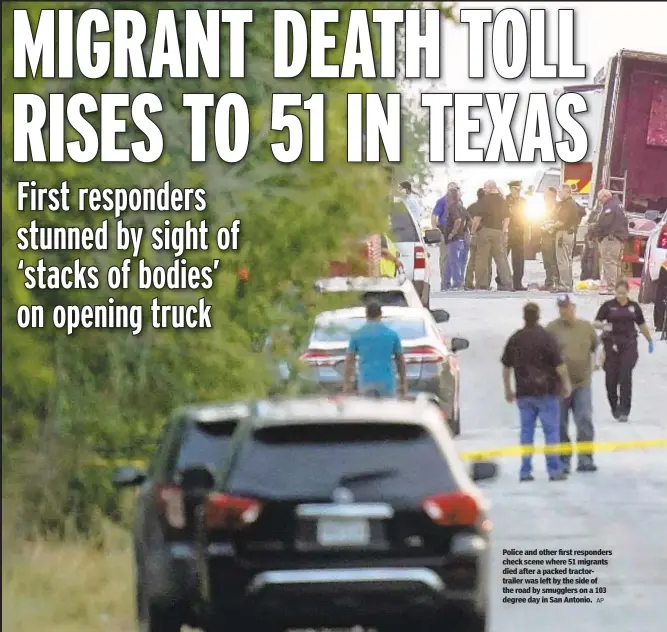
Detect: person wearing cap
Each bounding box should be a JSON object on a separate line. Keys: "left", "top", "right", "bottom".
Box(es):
{"left": 593, "top": 279, "right": 655, "bottom": 422}
{"left": 471, "top": 180, "right": 513, "bottom": 290}
{"left": 546, "top": 294, "right": 600, "bottom": 473}
{"left": 501, "top": 302, "right": 572, "bottom": 482}
{"left": 343, "top": 300, "right": 408, "bottom": 398}
{"left": 506, "top": 180, "right": 528, "bottom": 291}
{"left": 441, "top": 184, "right": 469, "bottom": 290}
{"left": 432, "top": 182, "right": 460, "bottom": 290}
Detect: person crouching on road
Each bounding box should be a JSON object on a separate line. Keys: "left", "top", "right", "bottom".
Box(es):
{"left": 501, "top": 302, "right": 572, "bottom": 482}
{"left": 593, "top": 279, "right": 655, "bottom": 422}
{"left": 546, "top": 294, "right": 600, "bottom": 473}
{"left": 343, "top": 300, "right": 408, "bottom": 398}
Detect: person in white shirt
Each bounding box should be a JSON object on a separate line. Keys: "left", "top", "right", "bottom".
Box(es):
{"left": 399, "top": 181, "right": 423, "bottom": 225}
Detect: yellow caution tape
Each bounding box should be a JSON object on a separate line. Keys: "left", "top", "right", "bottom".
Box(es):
{"left": 460, "top": 438, "right": 667, "bottom": 461}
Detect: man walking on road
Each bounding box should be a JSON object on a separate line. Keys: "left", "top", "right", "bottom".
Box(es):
{"left": 506, "top": 181, "right": 528, "bottom": 291}
{"left": 546, "top": 294, "right": 600, "bottom": 473}
{"left": 594, "top": 189, "right": 629, "bottom": 295}
{"left": 553, "top": 184, "right": 582, "bottom": 292}
{"left": 471, "top": 181, "right": 513, "bottom": 290}
{"left": 343, "top": 301, "right": 408, "bottom": 398}
{"left": 501, "top": 302, "right": 572, "bottom": 482}
{"left": 464, "top": 188, "right": 490, "bottom": 290}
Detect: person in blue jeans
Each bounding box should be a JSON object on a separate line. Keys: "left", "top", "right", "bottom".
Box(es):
{"left": 441, "top": 186, "right": 469, "bottom": 289}
{"left": 343, "top": 301, "right": 408, "bottom": 397}
{"left": 501, "top": 302, "right": 573, "bottom": 482}
{"left": 546, "top": 294, "right": 600, "bottom": 473}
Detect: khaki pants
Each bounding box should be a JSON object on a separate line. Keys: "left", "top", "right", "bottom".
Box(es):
{"left": 599, "top": 236, "right": 624, "bottom": 288}
{"left": 465, "top": 234, "right": 491, "bottom": 288}
{"left": 541, "top": 232, "right": 560, "bottom": 288}
{"left": 475, "top": 228, "right": 512, "bottom": 289}
{"left": 439, "top": 238, "right": 449, "bottom": 289}
{"left": 555, "top": 231, "right": 575, "bottom": 290}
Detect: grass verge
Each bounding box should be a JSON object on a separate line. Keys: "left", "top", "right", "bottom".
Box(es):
{"left": 2, "top": 522, "right": 135, "bottom": 632}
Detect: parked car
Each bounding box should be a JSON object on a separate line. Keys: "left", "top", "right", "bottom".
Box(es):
{"left": 111, "top": 401, "right": 254, "bottom": 632}
{"left": 299, "top": 306, "right": 469, "bottom": 435}
{"left": 314, "top": 276, "right": 450, "bottom": 323}
{"left": 638, "top": 210, "right": 667, "bottom": 329}
{"left": 190, "top": 396, "right": 497, "bottom": 632}
{"left": 390, "top": 199, "right": 441, "bottom": 308}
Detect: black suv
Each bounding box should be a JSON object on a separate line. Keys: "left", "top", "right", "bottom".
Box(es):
{"left": 112, "top": 401, "right": 253, "bottom": 632}
{"left": 192, "top": 397, "right": 496, "bottom": 632}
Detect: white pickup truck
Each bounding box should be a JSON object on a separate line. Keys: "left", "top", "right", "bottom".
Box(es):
{"left": 639, "top": 210, "right": 667, "bottom": 329}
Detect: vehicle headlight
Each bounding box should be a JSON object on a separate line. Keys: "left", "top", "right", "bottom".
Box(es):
{"left": 526, "top": 198, "right": 546, "bottom": 222}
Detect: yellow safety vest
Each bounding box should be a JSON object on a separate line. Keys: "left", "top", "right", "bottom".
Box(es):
{"left": 380, "top": 234, "right": 399, "bottom": 277}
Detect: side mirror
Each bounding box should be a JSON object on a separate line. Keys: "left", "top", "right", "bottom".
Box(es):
{"left": 644, "top": 210, "right": 659, "bottom": 222}
{"left": 430, "top": 309, "right": 450, "bottom": 323}
{"left": 471, "top": 461, "right": 498, "bottom": 482}
{"left": 450, "top": 337, "right": 470, "bottom": 352}
{"left": 423, "top": 229, "right": 442, "bottom": 245}
{"left": 111, "top": 466, "right": 146, "bottom": 488}
{"left": 179, "top": 466, "right": 215, "bottom": 492}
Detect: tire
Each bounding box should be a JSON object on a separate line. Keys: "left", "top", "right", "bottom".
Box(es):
{"left": 654, "top": 271, "right": 667, "bottom": 331}
{"left": 638, "top": 265, "right": 657, "bottom": 304}
{"left": 136, "top": 560, "right": 185, "bottom": 632}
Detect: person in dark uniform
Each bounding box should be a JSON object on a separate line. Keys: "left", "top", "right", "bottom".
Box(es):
{"left": 506, "top": 181, "right": 528, "bottom": 290}
{"left": 593, "top": 279, "right": 655, "bottom": 422}
{"left": 502, "top": 302, "right": 572, "bottom": 482}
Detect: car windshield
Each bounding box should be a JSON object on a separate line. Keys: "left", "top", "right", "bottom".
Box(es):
{"left": 310, "top": 317, "right": 426, "bottom": 343}
{"left": 390, "top": 201, "right": 419, "bottom": 242}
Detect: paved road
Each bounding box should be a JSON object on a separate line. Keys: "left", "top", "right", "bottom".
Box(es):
{"left": 429, "top": 251, "right": 667, "bottom": 631}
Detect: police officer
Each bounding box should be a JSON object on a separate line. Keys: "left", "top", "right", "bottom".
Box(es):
{"left": 594, "top": 189, "right": 629, "bottom": 294}
{"left": 593, "top": 279, "right": 655, "bottom": 422}
{"left": 506, "top": 181, "right": 528, "bottom": 291}
{"left": 553, "top": 184, "right": 582, "bottom": 292}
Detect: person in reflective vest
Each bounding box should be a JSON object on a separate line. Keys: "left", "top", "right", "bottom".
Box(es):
{"left": 380, "top": 233, "right": 402, "bottom": 277}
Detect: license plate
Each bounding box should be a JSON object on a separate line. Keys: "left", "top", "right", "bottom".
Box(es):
{"left": 316, "top": 518, "right": 370, "bottom": 547}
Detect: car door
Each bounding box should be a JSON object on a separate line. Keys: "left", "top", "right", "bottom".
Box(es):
{"left": 389, "top": 201, "right": 429, "bottom": 286}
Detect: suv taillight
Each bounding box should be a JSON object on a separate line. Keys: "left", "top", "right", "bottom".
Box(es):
{"left": 154, "top": 483, "right": 186, "bottom": 529}
{"left": 203, "top": 494, "right": 262, "bottom": 530}
{"left": 422, "top": 492, "right": 480, "bottom": 526}
{"left": 658, "top": 225, "right": 667, "bottom": 250}
{"left": 404, "top": 345, "right": 446, "bottom": 364}
{"left": 414, "top": 245, "right": 426, "bottom": 269}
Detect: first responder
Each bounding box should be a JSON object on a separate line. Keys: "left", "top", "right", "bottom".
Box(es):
{"left": 380, "top": 233, "right": 403, "bottom": 277}
{"left": 506, "top": 181, "right": 528, "bottom": 291}
{"left": 593, "top": 279, "right": 655, "bottom": 422}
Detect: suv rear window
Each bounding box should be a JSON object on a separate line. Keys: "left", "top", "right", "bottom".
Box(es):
{"left": 173, "top": 421, "right": 237, "bottom": 475}
{"left": 225, "top": 422, "right": 454, "bottom": 501}
{"left": 390, "top": 202, "right": 419, "bottom": 242}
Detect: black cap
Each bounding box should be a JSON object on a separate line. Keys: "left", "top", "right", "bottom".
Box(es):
{"left": 508, "top": 180, "right": 522, "bottom": 188}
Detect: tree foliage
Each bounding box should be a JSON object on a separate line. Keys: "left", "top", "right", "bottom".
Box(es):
{"left": 2, "top": 1, "right": 452, "bottom": 530}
